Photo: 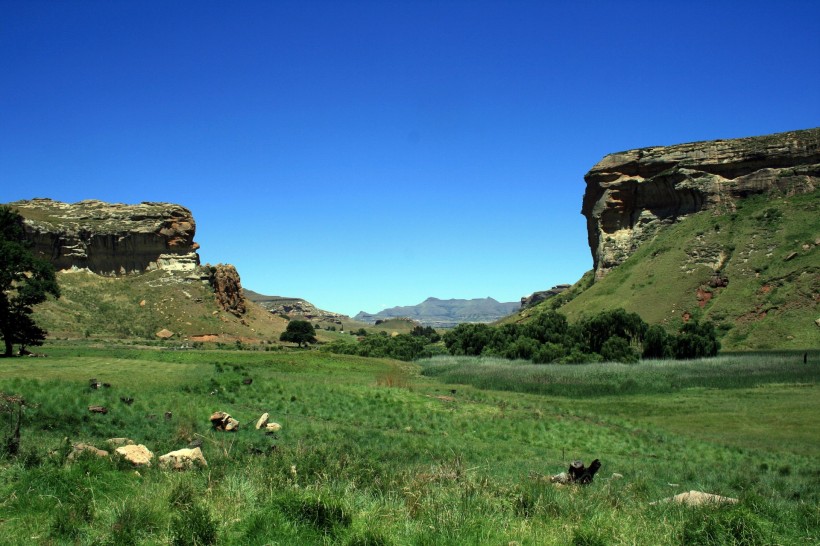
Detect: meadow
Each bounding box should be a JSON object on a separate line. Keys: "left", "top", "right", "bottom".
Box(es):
{"left": 0, "top": 344, "right": 817, "bottom": 544}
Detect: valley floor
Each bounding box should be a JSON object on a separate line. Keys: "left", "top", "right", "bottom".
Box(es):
{"left": 0, "top": 344, "right": 817, "bottom": 544}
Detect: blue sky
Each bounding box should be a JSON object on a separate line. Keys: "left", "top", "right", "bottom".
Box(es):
{"left": 2, "top": 1, "right": 819, "bottom": 316}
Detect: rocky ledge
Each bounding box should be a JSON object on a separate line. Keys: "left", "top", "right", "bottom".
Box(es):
{"left": 582, "top": 127, "right": 819, "bottom": 278}
{"left": 8, "top": 198, "right": 201, "bottom": 275}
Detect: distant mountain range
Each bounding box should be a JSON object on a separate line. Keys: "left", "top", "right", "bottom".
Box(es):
{"left": 354, "top": 297, "right": 519, "bottom": 327}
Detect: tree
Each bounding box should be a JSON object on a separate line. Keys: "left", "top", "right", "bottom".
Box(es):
{"left": 279, "top": 320, "right": 317, "bottom": 347}
{"left": 642, "top": 324, "right": 671, "bottom": 359}
{"left": 673, "top": 320, "right": 720, "bottom": 359}
{"left": 0, "top": 207, "right": 60, "bottom": 356}
{"left": 600, "top": 335, "right": 639, "bottom": 363}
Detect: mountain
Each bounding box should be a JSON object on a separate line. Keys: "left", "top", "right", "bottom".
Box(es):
{"left": 355, "top": 297, "right": 519, "bottom": 327}
{"left": 519, "top": 127, "right": 819, "bottom": 350}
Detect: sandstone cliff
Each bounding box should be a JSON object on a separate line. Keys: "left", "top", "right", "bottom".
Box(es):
{"left": 582, "top": 128, "right": 819, "bottom": 278}
{"left": 8, "top": 198, "right": 201, "bottom": 275}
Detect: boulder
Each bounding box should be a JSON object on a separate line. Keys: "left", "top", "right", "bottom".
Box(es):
{"left": 67, "top": 443, "right": 109, "bottom": 461}
{"left": 115, "top": 444, "right": 154, "bottom": 467}
{"left": 255, "top": 413, "right": 270, "bottom": 430}
{"left": 210, "top": 411, "right": 239, "bottom": 432}
{"left": 106, "top": 437, "right": 135, "bottom": 448}
{"left": 159, "top": 447, "right": 208, "bottom": 470}
{"left": 650, "top": 490, "right": 738, "bottom": 506}
{"left": 156, "top": 328, "right": 174, "bottom": 339}
{"left": 265, "top": 422, "right": 282, "bottom": 433}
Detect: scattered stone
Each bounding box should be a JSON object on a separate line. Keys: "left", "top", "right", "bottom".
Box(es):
{"left": 265, "top": 422, "right": 282, "bottom": 433}
{"left": 650, "top": 490, "right": 738, "bottom": 507}
{"left": 210, "top": 411, "right": 239, "bottom": 432}
{"left": 784, "top": 252, "right": 798, "bottom": 262}
{"left": 187, "top": 438, "right": 203, "bottom": 449}
{"left": 67, "top": 443, "right": 109, "bottom": 461}
{"left": 159, "top": 447, "right": 207, "bottom": 470}
{"left": 106, "top": 438, "right": 135, "bottom": 448}
{"left": 115, "top": 444, "right": 154, "bottom": 467}
{"left": 255, "top": 413, "right": 270, "bottom": 430}
{"left": 89, "top": 379, "right": 102, "bottom": 389}
{"left": 139, "top": 299, "right": 146, "bottom": 307}
{"left": 120, "top": 396, "right": 134, "bottom": 405}
{"left": 156, "top": 328, "right": 174, "bottom": 339}
{"left": 88, "top": 405, "right": 108, "bottom": 414}
{"left": 549, "top": 472, "right": 571, "bottom": 485}
{"left": 102, "top": 382, "right": 111, "bottom": 388}
{"left": 611, "top": 473, "right": 624, "bottom": 480}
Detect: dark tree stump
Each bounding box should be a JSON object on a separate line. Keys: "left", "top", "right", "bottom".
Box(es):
{"left": 567, "top": 459, "right": 601, "bottom": 484}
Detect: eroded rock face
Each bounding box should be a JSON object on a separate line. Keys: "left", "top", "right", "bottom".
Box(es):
{"left": 209, "top": 264, "right": 246, "bottom": 316}
{"left": 7, "top": 199, "right": 200, "bottom": 275}
{"left": 582, "top": 128, "right": 820, "bottom": 278}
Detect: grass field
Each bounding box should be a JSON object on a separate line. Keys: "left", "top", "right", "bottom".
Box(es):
{"left": 0, "top": 346, "right": 817, "bottom": 544}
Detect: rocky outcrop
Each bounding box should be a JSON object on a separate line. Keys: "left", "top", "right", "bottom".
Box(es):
{"left": 208, "top": 264, "right": 246, "bottom": 316}
{"left": 7, "top": 199, "right": 200, "bottom": 275}
{"left": 582, "top": 128, "right": 819, "bottom": 278}
{"left": 521, "top": 285, "right": 570, "bottom": 309}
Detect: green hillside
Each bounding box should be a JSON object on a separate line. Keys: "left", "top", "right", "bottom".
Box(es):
{"left": 521, "top": 190, "right": 818, "bottom": 350}
{"left": 33, "top": 270, "right": 290, "bottom": 344}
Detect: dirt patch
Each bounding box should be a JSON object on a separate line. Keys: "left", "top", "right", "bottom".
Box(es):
{"left": 190, "top": 334, "right": 219, "bottom": 342}
{"left": 696, "top": 288, "right": 713, "bottom": 308}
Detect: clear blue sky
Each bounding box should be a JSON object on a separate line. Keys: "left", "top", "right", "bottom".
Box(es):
{"left": 3, "top": 1, "right": 819, "bottom": 316}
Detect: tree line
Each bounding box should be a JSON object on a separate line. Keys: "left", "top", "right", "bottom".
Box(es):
{"left": 443, "top": 309, "right": 719, "bottom": 363}
{"left": 324, "top": 308, "right": 719, "bottom": 363}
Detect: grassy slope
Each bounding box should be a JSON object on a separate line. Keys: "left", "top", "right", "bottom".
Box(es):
{"left": 0, "top": 347, "right": 817, "bottom": 544}
{"left": 34, "top": 269, "right": 290, "bottom": 343}
{"left": 530, "top": 190, "right": 819, "bottom": 350}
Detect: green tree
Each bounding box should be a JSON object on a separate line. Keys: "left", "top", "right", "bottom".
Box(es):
{"left": 673, "top": 320, "right": 720, "bottom": 359}
{"left": 600, "top": 335, "right": 639, "bottom": 363}
{"left": 642, "top": 324, "right": 670, "bottom": 359}
{"left": 577, "top": 308, "right": 647, "bottom": 355}
{"left": 0, "top": 206, "right": 60, "bottom": 356}
{"left": 279, "top": 320, "right": 317, "bottom": 348}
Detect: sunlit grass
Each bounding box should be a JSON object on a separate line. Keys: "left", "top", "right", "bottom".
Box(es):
{"left": 0, "top": 345, "right": 817, "bottom": 544}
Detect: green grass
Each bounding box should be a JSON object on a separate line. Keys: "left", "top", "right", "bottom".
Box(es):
{"left": 0, "top": 345, "right": 817, "bottom": 544}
